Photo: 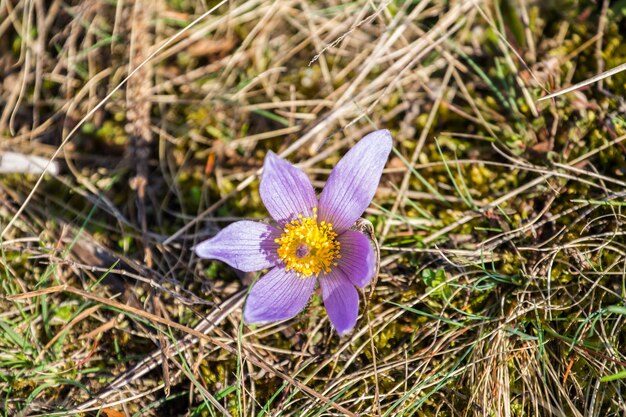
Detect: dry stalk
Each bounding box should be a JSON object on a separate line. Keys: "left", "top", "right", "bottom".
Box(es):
{"left": 126, "top": 0, "right": 155, "bottom": 268}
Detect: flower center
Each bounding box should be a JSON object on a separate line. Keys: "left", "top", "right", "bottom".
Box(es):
{"left": 275, "top": 208, "right": 341, "bottom": 277}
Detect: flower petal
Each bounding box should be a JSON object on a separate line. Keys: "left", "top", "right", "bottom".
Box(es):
{"left": 337, "top": 230, "right": 376, "bottom": 288}
{"left": 260, "top": 151, "right": 318, "bottom": 225}
{"left": 319, "top": 129, "right": 392, "bottom": 232}
{"left": 244, "top": 266, "right": 316, "bottom": 324}
{"left": 319, "top": 269, "right": 359, "bottom": 335}
{"left": 194, "top": 221, "right": 279, "bottom": 272}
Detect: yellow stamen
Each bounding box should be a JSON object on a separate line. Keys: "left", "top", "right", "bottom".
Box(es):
{"left": 274, "top": 207, "right": 341, "bottom": 277}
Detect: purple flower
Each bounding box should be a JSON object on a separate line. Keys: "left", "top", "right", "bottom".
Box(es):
{"left": 195, "top": 130, "right": 392, "bottom": 335}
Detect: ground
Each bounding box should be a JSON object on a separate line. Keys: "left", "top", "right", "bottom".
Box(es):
{"left": 1, "top": 0, "right": 626, "bottom": 416}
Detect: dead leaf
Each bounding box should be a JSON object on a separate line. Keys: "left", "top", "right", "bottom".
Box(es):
{"left": 101, "top": 408, "right": 127, "bottom": 417}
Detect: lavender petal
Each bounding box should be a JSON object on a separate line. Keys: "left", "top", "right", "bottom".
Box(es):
{"left": 194, "top": 221, "right": 280, "bottom": 272}
{"left": 336, "top": 230, "right": 376, "bottom": 288}
{"left": 260, "top": 151, "right": 318, "bottom": 225}
{"left": 244, "top": 267, "right": 316, "bottom": 323}
{"left": 319, "top": 129, "right": 392, "bottom": 232}
{"left": 319, "top": 269, "right": 359, "bottom": 335}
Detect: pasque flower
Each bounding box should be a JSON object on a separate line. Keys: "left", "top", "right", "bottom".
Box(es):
{"left": 195, "top": 130, "right": 392, "bottom": 335}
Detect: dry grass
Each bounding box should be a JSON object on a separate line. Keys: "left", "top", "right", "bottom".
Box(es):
{"left": 2, "top": 0, "right": 626, "bottom": 416}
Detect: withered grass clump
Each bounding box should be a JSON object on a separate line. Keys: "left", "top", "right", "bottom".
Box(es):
{"left": 1, "top": 0, "right": 626, "bottom": 416}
